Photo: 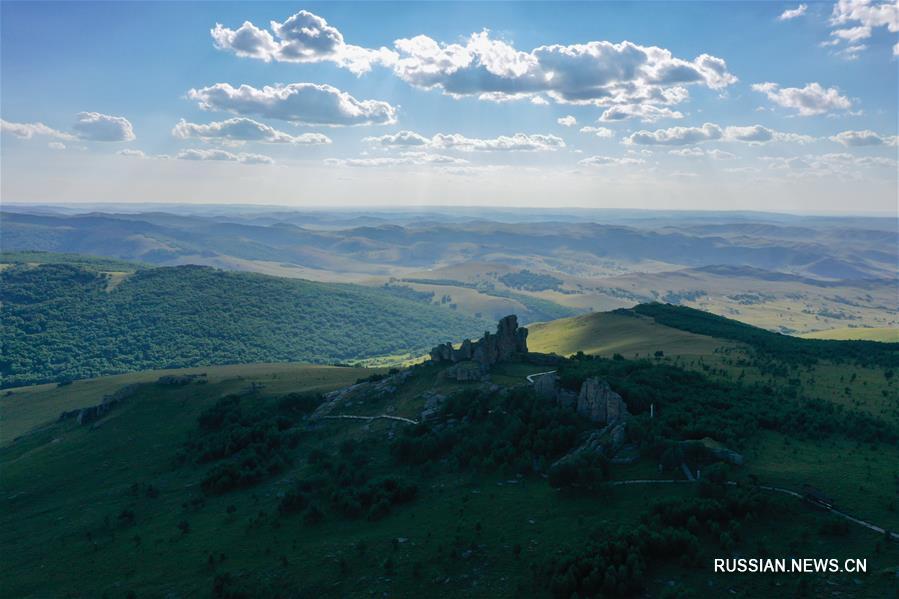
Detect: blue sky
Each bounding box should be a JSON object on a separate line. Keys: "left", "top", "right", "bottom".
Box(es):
{"left": 1, "top": 1, "right": 897, "bottom": 213}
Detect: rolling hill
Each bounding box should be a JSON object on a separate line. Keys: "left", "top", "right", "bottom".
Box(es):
{"left": 2, "top": 310, "right": 897, "bottom": 597}
{"left": 0, "top": 257, "right": 490, "bottom": 387}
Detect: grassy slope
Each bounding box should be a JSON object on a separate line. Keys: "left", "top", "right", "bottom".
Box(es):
{"left": 526, "top": 308, "right": 899, "bottom": 529}
{"left": 528, "top": 311, "right": 733, "bottom": 359}
{"left": 0, "top": 363, "right": 375, "bottom": 445}
{"left": 3, "top": 363, "right": 897, "bottom": 597}
{"left": 800, "top": 327, "right": 899, "bottom": 342}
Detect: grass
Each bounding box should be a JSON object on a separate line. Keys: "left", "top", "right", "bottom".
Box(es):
{"left": 0, "top": 363, "right": 379, "bottom": 446}
{"left": 4, "top": 310, "right": 899, "bottom": 597}
{"left": 528, "top": 310, "right": 734, "bottom": 359}
{"left": 800, "top": 327, "right": 899, "bottom": 342}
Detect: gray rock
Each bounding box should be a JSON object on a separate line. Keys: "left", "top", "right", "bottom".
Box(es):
{"left": 430, "top": 315, "right": 528, "bottom": 368}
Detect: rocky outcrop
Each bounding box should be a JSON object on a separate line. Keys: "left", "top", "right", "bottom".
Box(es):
{"left": 59, "top": 384, "right": 140, "bottom": 426}
{"left": 430, "top": 315, "right": 528, "bottom": 368}
{"left": 532, "top": 374, "right": 629, "bottom": 426}
{"left": 577, "top": 378, "right": 627, "bottom": 425}
{"left": 445, "top": 361, "right": 488, "bottom": 382}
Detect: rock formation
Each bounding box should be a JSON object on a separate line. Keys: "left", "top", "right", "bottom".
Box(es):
{"left": 430, "top": 315, "right": 528, "bottom": 367}
{"left": 532, "top": 374, "right": 629, "bottom": 426}
{"left": 59, "top": 384, "right": 140, "bottom": 426}
{"left": 577, "top": 378, "right": 627, "bottom": 424}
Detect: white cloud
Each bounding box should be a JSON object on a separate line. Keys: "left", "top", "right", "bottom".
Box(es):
{"left": 1, "top": 119, "right": 74, "bottom": 140}
{"left": 829, "top": 129, "right": 898, "bottom": 146}
{"left": 778, "top": 4, "right": 808, "bottom": 20}
{"left": 751, "top": 82, "right": 852, "bottom": 116}
{"left": 624, "top": 122, "right": 723, "bottom": 145}
{"left": 557, "top": 116, "right": 577, "bottom": 127}
{"left": 831, "top": 25, "right": 873, "bottom": 41}
{"left": 209, "top": 10, "right": 736, "bottom": 114}
{"left": 579, "top": 126, "right": 615, "bottom": 138}
{"left": 172, "top": 118, "right": 331, "bottom": 145}
{"left": 894, "top": 41, "right": 899, "bottom": 55}
{"left": 431, "top": 132, "right": 565, "bottom": 152}
{"left": 391, "top": 31, "right": 736, "bottom": 107}
{"left": 326, "top": 151, "right": 469, "bottom": 167}
{"left": 364, "top": 131, "right": 565, "bottom": 152}
{"left": 670, "top": 147, "right": 736, "bottom": 159}
{"left": 578, "top": 155, "right": 645, "bottom": 166}
{"left": 211, "top": 10, "right": 397, "bottom": 75}
{"left": 723, "top": 124, "right": 815, "bottom": 144}
{"left": 187, "top": 83, "right": 397, "bottom": 126}
{"left": 625, "top": 122, "right": 814, "bottom": 146}
{"left": 530, "top": 96, "right": 549, "bottom": 105}
{"left": 47, "top": 141, "right": 66, "bottom": 150}
{"left": 828, "top": 0, "right": 898, "bottom": 56}
{"left": 363, "top": 130, "right": 431, "bottom": 147}
{"left": 176, "top": 148, "right": 274, "bottom": 164}
{"left": 118, "top": 149, "right": 147, "bottom": 158}
{"left": 598, "top": 104, "right": 684, "bottom": 122}
{"left": 73, "top": 112, "right": 136, "bottom": 141}
{"left": 763, "top": 151, "right": 897, "bottom": 179}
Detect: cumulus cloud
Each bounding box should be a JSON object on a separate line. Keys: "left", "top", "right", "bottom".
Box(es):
{"left": 391, "top": 31, "right": 737, "bottom": 108}
{"left": 578, "top": 155, "right": 645, "bottom": 166}
{"left": 1, "top": 119, "right": 74, "bottom": 140}
{"left": 557, "top": 115, "right": 577, "bottom": 127}
{"left": 211, "top": 10, "right": 397, "bottom": 74}
{"left": 598, "top": 104, "right": 684, "bottom": 122}
{"left": 624, "top": 122, "right": 723, "bottom": 145}
{"left": 829, "top": 129, "right": 898, "bottom": 146}
{"left": 187, "top": 83, "right": 397, "bottom": 126}
{"left": 172, "top": 118, "right": 331, "bottom": 145}
{"left": 363, "top": 130, "right": 430, "bottom": 146}
{"left": 828, "top": 0, "right": 898, "bottom": 56}
{"left": 326, "top": 151, "right": 469, "bottom": 167}
{"left": 48, "top": 141, "right": 66, "bottom": 150}
{"left": 579, "top": 126, "right": 615, "bottom": 138}
{"left": 625, "top": 122, "right": 814, "bottom": 146}
{"left": 764, "top": 151, "right": 897, "bottom": 178}
{"left": 778, "top": 4, "right": 808, "bottom": 20}
{"left": 176, "top": 148, "right": 274, "bottom": 164}
{"left": 209, "top": 9, "right": 736, "bottom": 114}
{"left": 72, "top": 112, "right": 136, "bottom": 141}
{"left": 723, "top": 124, "right": 814, "bottom": 144}
{"left": 117, "top": 149, "right": 147, "bottom": 158}
{"left": 431, "top": 132, "right": 565, "bottom": 152}
{"left": 751, "top": 82, "right": 852, "bottom": 116}
{"left": 364, "top": 131, "right": 565, "bottom": 152}
{"left": 669, "top": 147, "right": 736, "bottom": 159}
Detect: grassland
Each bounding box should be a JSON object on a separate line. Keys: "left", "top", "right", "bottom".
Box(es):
{"left": 528, "top": 311, "right": 734, "bottom": 359}
{"left": 3, "top": 359, "right": 897, "bottom": 597}
{"left": 800, "top": 327, "right": 899, "bottom": 342}
{"left": 0, "top": 363, "right": 379, "bottom": 446}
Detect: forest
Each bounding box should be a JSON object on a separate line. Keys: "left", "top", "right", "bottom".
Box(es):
{"left": 0, "top": 262, "right": 489, "bottom": 387}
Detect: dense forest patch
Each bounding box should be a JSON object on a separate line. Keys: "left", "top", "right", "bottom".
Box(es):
{"left": 0, "top": 262, "right": 490, "bottom": 387}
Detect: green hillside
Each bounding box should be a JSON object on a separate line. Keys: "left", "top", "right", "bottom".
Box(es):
{"left": 800, "top": 327, "right": 899, "bottom": 342}
{"left": 0, "top": 261, "right": 491, "bottom": 387}
{"left": 528, "top": 310, "right": 732, "bottom": 359}
{"left": 2, "top": 338, "right": 897, "bottom": 597}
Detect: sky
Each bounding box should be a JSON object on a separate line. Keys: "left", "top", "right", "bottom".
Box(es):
{"left": 1, "top": 1, "right": 897, "bottom": 213}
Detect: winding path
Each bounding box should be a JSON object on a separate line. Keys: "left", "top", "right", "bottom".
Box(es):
{"left": 526, "top": 370, "right": 557, "bottom": 383}
{"left": 317, "top": 414, "right": 419, "bottom": 425}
